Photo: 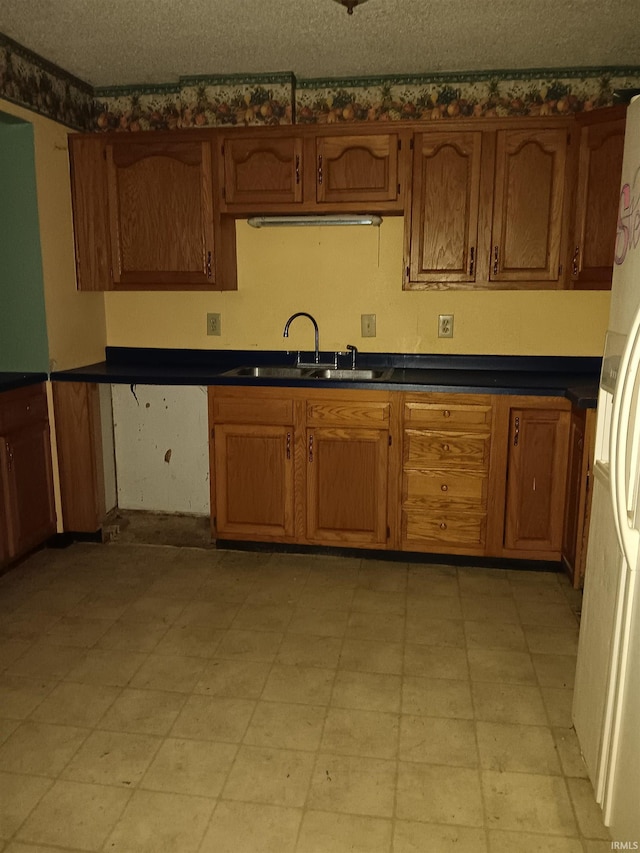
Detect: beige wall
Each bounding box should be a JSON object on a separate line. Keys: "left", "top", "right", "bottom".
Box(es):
{"left": 0, "top": 99, "right": 106, "bottom": 371}
{"left": 105, "top": 217, "right": 610, "bottom": 357}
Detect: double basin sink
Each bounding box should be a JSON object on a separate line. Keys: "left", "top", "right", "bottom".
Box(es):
{"left": 222, "top": 365, "right": 393, "bottom": 381}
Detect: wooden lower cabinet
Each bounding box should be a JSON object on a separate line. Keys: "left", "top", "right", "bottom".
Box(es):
{"left": 209, "top": 386, "right": 394, "bottom": 548}
{"left": 500, "top": 397, "right": 571, "bottom": 559}
{"left": 562, "top": 407, "right": 596, "bottom": 586}
{"left": 400, "top": 394, "right": 494, "bottom": 556}
{"left": 0, "top": 383, "right": 56, "bottom": 567}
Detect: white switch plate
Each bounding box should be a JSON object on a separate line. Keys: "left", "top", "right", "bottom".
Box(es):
{"left": 207, "top": 313, "right": 221, "bottom": 336}
{"left": 361, "top": 314, "right": 376, "bottom": 337}
{"left": 438, "top": 314, "right": 454, "bottom": 338}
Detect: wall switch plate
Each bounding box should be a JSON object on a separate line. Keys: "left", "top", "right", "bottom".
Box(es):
{"left": 207, "top": 313, "right": 221, "bottom": 336}
{"left": 438, "top": 314, "right": 454, "bottom": 338}
{"left": 361, "top": 314, "right": 376, "bottom": 337}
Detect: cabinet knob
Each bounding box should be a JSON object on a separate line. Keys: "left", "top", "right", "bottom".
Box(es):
{"left": 286, "top": 432, "right": 291, "bottom": 460}
{"left": 295, "top": 155, "right": 300, "bottom": 185}
{"left": 493, "top": 245, "right": 499, "bottom": 276}
{"left": 442, "top": 443, "right": 450, "bottom": 452}
{"left": 514, "top": 416, "right": 520, "bottom": 447}
{"left": 469, "top": 246, "right": 475, "bottom": 276}
{"left": 439, "top": 521, "right": 447, "bottom": 530}
{"left": 317, "top": 154, "right": 323, "bottom": 185}
{"left": 206, "top": 251, "right": 212, "bottom": 279}
{"left": 443, "top": 410, "right": 451, "bottom": 418}
{"left": 26, "top": 404, "right": 31, "bottom": 412}
{"left": 572, "top": 246, "right": 580, "bottom": 277}
{"left": 441, "top": 484, "right": 448, "bottom": 492}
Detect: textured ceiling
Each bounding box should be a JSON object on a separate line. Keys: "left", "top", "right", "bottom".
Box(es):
{"left": 0, "top": 0, "right": 639, "bottom": 88}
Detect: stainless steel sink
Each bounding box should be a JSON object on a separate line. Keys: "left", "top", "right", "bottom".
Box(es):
{"left": 222, "top": 365, "right": 311, "bottom": 378}
{"left": 306, "top": 368, "right": 393, "bottom": 381}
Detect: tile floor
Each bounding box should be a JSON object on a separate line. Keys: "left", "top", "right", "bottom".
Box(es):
{"left": 0, "top": 543, "right": 612, "bottom": 852}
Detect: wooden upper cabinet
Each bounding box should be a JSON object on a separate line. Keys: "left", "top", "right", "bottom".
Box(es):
{"left": 490, "top": 127, "right": 568, "bottom": 283}
{"left": 314, "top": 133, "right": 401, "bottom": 205}
{"left": 106, "top": 137, "right": 217, "bottom": 288}
{"left": 69, "top": 132, "right": 237, "bottom": 291}
{"left": 408, "top": 130, "right": 483, "bottom": 285}
{"left": 221, "top": 135, "right": 303, "bottom": 207}
{"left": 570, "top": 107, "right": 626, "bottom": 289}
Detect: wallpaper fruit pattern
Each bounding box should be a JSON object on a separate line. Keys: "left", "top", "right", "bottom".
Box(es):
{"left": 1, "top": 31, "right": 640, "bottom": 132}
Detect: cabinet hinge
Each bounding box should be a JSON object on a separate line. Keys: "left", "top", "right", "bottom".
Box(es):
{"left": 397, "top": 139, "right": 402, "bottom": 150}
{"left": 388, "top": 435, "right": 392, "bottom": 446}
{"left": 397, "top": 183, "right": 401, "bottom": 194}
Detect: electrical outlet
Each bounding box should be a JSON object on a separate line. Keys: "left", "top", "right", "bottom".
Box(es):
{"left": 438, "top": 314, "right": 454, "bottom": 338}
{"left": 361, "top": 314, "right": 376, "bottom": 337}
{"left": 207, "top": 313, "right": 221, "bottom": 336}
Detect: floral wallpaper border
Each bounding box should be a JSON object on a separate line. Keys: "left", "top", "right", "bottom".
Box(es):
{"left": 0, "top": 33, "right": 95, "bottom": 130}
{"left": 1, "top": 30, "right": 640, "bottom": 131}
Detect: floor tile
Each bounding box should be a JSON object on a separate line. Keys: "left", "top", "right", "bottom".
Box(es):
{"left": 195, "top": 658, "right": 272, "bottom": 698}
{"left": 297, "top": 809, "right": 392, "bottom": 853}
{"left": 60, "top": 729, "right": 160, "bottom": 786}
{"left": 461, "top": 595, "right": 519, "bottom": 623}
{"left": 321, "top": 707, "right": 399, "bottom": 759}
{"left": 541, "top": 687, "right": 575, "bottom": 727}
{"left": 65, "top": 649, "right": 148, "bottom": 687}
{"left": 222, "top": 744, "right": 315, "bottom": 807}
{"left": 277, "top": 634, "right": 343, "bottom": 668}
{"left": 261, "top": 664, "right": 335, "bottom": 705}
{"left": 471, "top": 682, "right": 548, "bottom": 725}
{"left": 351, "top": 588, "right": 406, "bottom": 615}
{"left": 15, "top": 779, "right": 130, "bottom": 850}
{"left": 98, "top": 687, "right": 186, "bottom": 735}
{"left": 0, "top": 638, "right": 33, "bottom": 670}
{"left": 200, "top": 801, "right": 301, "bottom": 853}
{"left": 103, "top": 789, "right": 214, "bottom": 853}
{"left": 476, "top": 721, "right": 561, "bottom": 774}
{"left": 404, "top": 644, "right": 469, "bottom": 680}
{"left": 287, "top": 607, "right": 349, "bottom": 637}
{"left": 407, "top": 569, "right": 459, "bottom": 598}
{"left": 394, "top": 820, "right": 487, "bottom": 852}
{"left": 141, "top": 737, "right": 237, "bottom": 797}
{"left": 45, "top": 615, "right": 113, "bottom": 647}
{"left": 0, "top": 717, "right": 19, "bottom": 745}
{"left": 523, "top": 625, "right": 579, "bottom": 656}
{"left": 120, "top": 595, "right": 187, "bottom": 627}
{"left": 531, "top": 654, "right": 577, "bottom": 689}
{"left": 487, "top": 830, "right": 584, "bottom": 852}
{"left": 467, "top": 648, "right": 536, "bottom": 685}
{"left": 244, "top": 700, "right": 325, "bottom": 750}
{"left": 331, "top": 670, "right": 401, "bottom": 712}
{"left": 464, "top": 620, "right": 527, "bottom": 651}
{"left": 175, "top": 600, "right": 240, "bottom": 629}
{"left": 0, "top": 772, "right": 52, "bottom": 839}
{"left": 307, "top": 753, "right": 396, "bottom": 817}
{"left": 405, "top": 616, "right": 465, "bottom": 647}
{"left": 216, "top": 629, "right": 283, "bottom": 662}
{"left": 29, "top": 681, "right": 120, "bottom": 727}
{"left": 396, "top": 762, "right": 484, "bottom": 826}
{"left": 231, "top": 602, "right": 296, "bottom": 632}
{"left": 128, "top": 653, "right": 205, "bottom": 692}
{"left": 357, "top": 560, "right": 408, "bottom": 593}
{"left": 7, "top": 643, "right": 85, "bottom": 680}
{"left": 296, "top": 586, "right": 355, "bottom": 611}
{"left": 0, "top": 722, "right": 87, "bottom": 776}
{"left": 403, "top": 676, "right": 474, "bottom": 719}
{"left": 482, "top": 770, "right": 577, "bottom": 835}
{"left": 0, "top": 676, "right": 55, "bottom": 720}
{"left": 553, "top": 727, "right": 589, "bottom": 778}
{"left": 96, "top": 620, "right": 169, "bottom": 652}
{"left": 399, "top": 715, "right": 478, "bottom": 766}
{"left": 339, "top": 639, "right": 403, "bottom": 675}
{"left": 171, "top": 694, "right": 255, "bottom": 742}
{"left": 458, "top": 573, "right": 512, "bottom": 598}
{"left": 565, "top": 778, "right": 611, "bottom": 839}
{"left": 407, "top": 594, "right": 462, "bottom": 620}
{"left": 516, "top": 601, "right": 577, "bottom": 627}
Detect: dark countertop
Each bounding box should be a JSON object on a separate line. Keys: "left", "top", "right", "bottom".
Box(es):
{"left": 51, "top": 347, "right": 601, "bottom": 408}
{"left": 0, "top": 372, "right": 48, "bottom": 394}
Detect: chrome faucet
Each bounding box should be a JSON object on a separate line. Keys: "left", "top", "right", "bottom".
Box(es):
{"left": 283, "top": 312, "right": 320, "bottom": 365}
{"left": 346, "top": 344, "right": 358, "bottom": 369}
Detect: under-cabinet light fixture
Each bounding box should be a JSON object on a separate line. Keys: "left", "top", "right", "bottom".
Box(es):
{"left": 247, "top": 214, "right": 382, "bottom": 228}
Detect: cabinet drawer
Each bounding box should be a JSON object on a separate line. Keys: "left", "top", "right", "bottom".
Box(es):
{"left": 404, "top": 429, "right": 490, "bottom": 469}
{"left": 403, "top": 510, "right": 486, "bottom": 548}
{"left": 0, "top": 384, "right": 48, "bottom": 433}
{"left": 403, "top": 469, "right": 487, "bottom": 508}
{"left": 404, "top": 401, "right": 492, "bottom": 430}
{"left": 306, "top": 400, "right": 390, "bottom": 427}
{"left": 212, "top": 396, "right": 293, "bottom": 425}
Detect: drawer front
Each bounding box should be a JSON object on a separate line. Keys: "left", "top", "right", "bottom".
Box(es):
{"left": 0, "top": 384, "right": 48, "bottom": 433}
{"left": 404, "top": 429, "right": 490, "bottom": 470}
{"left": 404, "top": 401, "right": 492, "bottom": 430}
{"left": 403, "top": 469, "right": 487, "bottom": 507}
{"left": 306, "top": 400, "right": 390, "bottom": 427}
{"left": 212, "top": 396, "right": 293, "bottom": 425}
{"left": 403, "top": 510, "right": 486, "bottom": 548}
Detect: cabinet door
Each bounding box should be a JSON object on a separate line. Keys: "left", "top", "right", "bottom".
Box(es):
{"left": 106, "top": 138, "right": 216, "bottom": 288}
{"left": 315, "top": 134, "right": 400, "bottom": 204}
{"left": 306, "top": 426, "right": 388, "bottom": 546}
{"left": 571, "top": 113, "right": 625, "bottom": 289}
{"left": 491, "top": 128, "right": 568, "bottom": 283}
{"left": 408, "top": 131, "right": 483, "bottom": 285}
{"left": 1, "top": 422, "right": 56, "bottom": 559}
{"left": 69, "top": 136, "right": 112, "bottom": 291}
{"left": 222, "top": 135, "right": 303, "bottom": 207}
{"left": 504, "top": 406, "right": 570, "bottom": 554}
{"left": 214, "top": 423, "right": 294, "bottom": 540}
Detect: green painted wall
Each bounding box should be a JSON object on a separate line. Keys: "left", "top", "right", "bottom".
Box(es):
{"left": 0, "top": 113, "right": 49, "bottom": 371}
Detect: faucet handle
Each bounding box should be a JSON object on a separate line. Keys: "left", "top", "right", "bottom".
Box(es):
{"left": 346, "top": 344, "right": 358, "bottom": 369}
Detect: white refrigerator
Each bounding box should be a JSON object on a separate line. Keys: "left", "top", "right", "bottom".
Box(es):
{"left": 573, "top": 95, "right": 640, "bottom": 842}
